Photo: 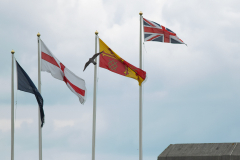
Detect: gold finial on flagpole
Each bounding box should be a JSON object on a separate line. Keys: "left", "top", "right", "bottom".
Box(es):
{"left": 11, "top": 49, "right": 15, "bottom": 54}
{"left": 139, "top": 11, "right": 143, "bottom": 15}
{"left": 95, "top": 30, "right": 98, "bottom": 35}
{"left": 37, "top": 32, "right": 41, "bottom": 37}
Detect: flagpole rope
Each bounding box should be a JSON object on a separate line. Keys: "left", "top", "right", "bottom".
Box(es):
{"left": 143, "top": 42, "right": 148, "bottom": 55}
{"left": 97, "top": 35, "right": 99, "bottom": 93}
{"left": 14, "top": 59, "right": 17, "bottom": 123}
{"left": 15, "top": 90, "right": 17, "bottom": 122}
{"left": 142, "top": 42, "right": 148, "bottom": 119}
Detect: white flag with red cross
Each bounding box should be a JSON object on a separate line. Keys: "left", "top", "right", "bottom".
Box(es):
{"left": 41, "top": 40, "right": 86, "bottom": 104}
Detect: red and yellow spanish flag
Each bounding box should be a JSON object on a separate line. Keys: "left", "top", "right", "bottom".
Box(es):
{"left": 99, "top": 38, "right": 146, "bottom": 86}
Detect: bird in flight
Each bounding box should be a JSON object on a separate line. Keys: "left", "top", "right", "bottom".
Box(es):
{"left": 83, "top": 51, "right": 103, "bottom": 71}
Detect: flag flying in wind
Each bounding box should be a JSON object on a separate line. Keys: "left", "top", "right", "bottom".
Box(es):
{"left": 99, "top": 38, "right": 146, "bottom": 86}
{"left": 16, "top": 60, "right": 45, "bottom": 127}
{"left": 41, "top": 40, "right": 86, "bottom": 104}
{"left": 143, "top": 17, "right": 185, "bottom": 44}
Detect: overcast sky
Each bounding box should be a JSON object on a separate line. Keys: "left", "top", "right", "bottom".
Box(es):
{"left": 1, "top": 0, "right": 240, "bottom": 160}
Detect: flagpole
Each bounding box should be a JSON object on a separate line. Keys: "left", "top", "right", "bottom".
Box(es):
{"left": 139, "top": 11, "right": 143, "bottom": 160}
{"left": 92, "top": 30, "right": 98, "bottom": 160}
{"left": 37, "top": 32, "right": 42, "bottom": 160}
{"left": 11, "top": 49, "right": 15, "bottom": 160}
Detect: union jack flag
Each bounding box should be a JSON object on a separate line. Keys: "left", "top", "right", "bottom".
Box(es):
{"left": 143, "top": 18, "right": 185, "bottom": 44}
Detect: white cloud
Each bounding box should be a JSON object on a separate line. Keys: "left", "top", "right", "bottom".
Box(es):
{"left": 0, "top": 119, "right": 33, "bottom": 132}
{"left": 53, "top": 120, "right": 75, "bottom": 130}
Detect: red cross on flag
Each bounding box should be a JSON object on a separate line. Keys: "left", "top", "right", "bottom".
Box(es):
{"left": 41, "top": 40, "right": 86, "bottom": 104}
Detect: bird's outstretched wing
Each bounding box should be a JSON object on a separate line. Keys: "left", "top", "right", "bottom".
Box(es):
{"left": 92, "top": 51, "right": 103, "bottom": 59}
{"left": 83, "top": 60, "right": 91, "bottom": 71}
{"left": 83, "top": 52, "right": 103, "bottom": 71}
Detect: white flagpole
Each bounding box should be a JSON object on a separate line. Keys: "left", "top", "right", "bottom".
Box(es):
{"left": 139, "top": 11, "right": 143, "bottom": 160}
{"left": 92, "top": 30, "right": 98, "bottom": 160}
{"left": 37, "top": 32, "right": 42, "bottom": 160}
{"left": 11, "top": 49, "right": 15, "bottom": 160}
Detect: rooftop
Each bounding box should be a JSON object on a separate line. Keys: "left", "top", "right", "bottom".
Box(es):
{"left": 158, "top": 143, "right": 240, "bottom": 160}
